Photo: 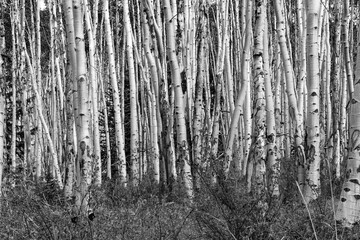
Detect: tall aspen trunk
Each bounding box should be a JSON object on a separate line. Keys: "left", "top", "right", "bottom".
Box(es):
{"left": 296, "top": 0, "right": 306, "bottom": 127}
{"left": 331, "top": 1, "right": 341, "bottom": 180}
{"left": 103, "top": 0, "right": 127, "bottom": 184}
{"left": 303, "top": 0, "right": 321, "bottom": 203}
{"left": 163, "top": 0, "right": 194, "bottom": 200}
{"left": 10, "top": 2, "right": 17, "bottom": 174}
{"left": 192, "top": 4, "right": 207, "bottom": 190}
{"left": 0, "top": 17, "right": 5, "bottom": 196}
{"left": 226, "top": 0, "right": 252, "bottom": 178}
{"left": 335, "top": 28, "right": 360, "bottom": 228}
{"left": 100, "top": 76, "right": 112, "bottom": 179}
{"left": 274, "top": 50, "right": 283, "bottom": 161}
{"left": 63, "top": 0, "right": 77, "bottom": 197}
{"left": 251, "top": 0, "right": 267, "bottom": 193}
{"left": 35, "top": 0, "right": 43, "bottom": 181}
{"left": 263, "top": 15, "right": 278, "bottom": 197}
{"left": 342, "top": 0, "right": 352, "bottom": 169}
{"left": 25, "top": 51, "right": 63, "bottom": 189}
{"left": 73, "top": 0, "right": 92, "bottom": 212}
{"left": 274, "top": 0, "right": 305, "bottom": 189}
{"left": 343, "top": 0, "right": 354, "bottom": 97}
{"left": 84, "top": 0, "right": 101, "bottom": 186}
{"left": 142, "top": 4, "right": 160, "bottom": 183}
{"left": 124, "top": 0, "right": 140, "bottom": 186}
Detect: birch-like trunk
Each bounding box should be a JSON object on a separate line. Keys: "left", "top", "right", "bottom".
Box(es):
{"left": 84, "top": 0, "right": 101, "bottom": 186}
{"left": 124, "top": 0, "right": 140, "bottom": 186}
{"left": 263, "top": 15, "right": 278, "bottom": 197}
{"left": 335, "top": 27, "right": 360, "bottom": 228}
{"left": 192, "top": 5, "right": 207, "bottom": 190}
{"left": 142, "top": 5, "right": 160, "bottom": 183}
{"left": 63, "top": 0, "right": 77, "bottom": 198}
{"left": 225, "top": 0, "right": 252, "bottom": 177}
{"left": 35, "top": 0, "right": 43, "bottom": 181}
{"left": 0, "top": 17, "right": 5, "bottom": 196}
{"left": 10, "top": 2, "right": 17, "bottom": 174}
{"left": 164, "top": 0, "right": 194, "bottom": 200}
{"left": 303, "top": 0, "right": 321, "bottom": 203}
{"left": 25, "top": 51, "right": 63, "bottom": 189}
{"left": 251, "top": 0, "right": 267, "bottom": 193}
{"left": 103, "top": 0, "right": 127, "bottom": 184}
{"left": 274, "top": 0, "right": 305, "bottom": 189}
{"left": 73, "top": 0, "right": 92, "bottom": 211}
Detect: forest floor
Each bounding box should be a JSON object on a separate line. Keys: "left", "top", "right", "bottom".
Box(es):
{"left": 0, "top": 172, "right": 359, "bottom": 240}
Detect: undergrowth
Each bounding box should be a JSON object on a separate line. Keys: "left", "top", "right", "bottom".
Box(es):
{"left": 1, "top": 163, "right": 360, "bottom": 240}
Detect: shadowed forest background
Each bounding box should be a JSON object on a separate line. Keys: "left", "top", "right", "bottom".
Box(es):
{"left": 1, "top": 0, "right": 360, "bottom": 239}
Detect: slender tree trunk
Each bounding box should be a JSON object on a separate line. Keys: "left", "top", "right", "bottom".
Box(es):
{"left": 225, "top": 0, "right": 252, "bottom": 178}
{"left": 303, "top": 0, "right": 321, "bottom": 203}
{"left": 142, "top": 4, "right": 160, "bottom": 183}
{"left": 163, "top": 0, "right": 194, "bottom": 201}
{"left": 103, "top": 0, "right": 127, "bottom": 184}
{"left": 10, "top": 2, "right": 17, "bottom": 175}
{"left": 335, "top": 27, "right": 360, "bottom": 228}
{"left": 84, "top": 0, "right": 101, "bottom": 186}
{"left": 274, "top": 0, "right": 306, "bottom": 189}
{"left": 250, "top": 0, "right": 267, "bottom": 194}
{"left": 25, "top": 51, "right": 63, "bottom": 189}
{"left": 73, "top": 0, "right": 92, "bottom": 212}
{"left": 63, "top": 0, "right": 77, "bottom": 198}
{"left": 0, "top": 16, "right": 5, "bottom": 196}
{"left": 331, "top": 1, "right": 342, "bottom": 181}
{"left": 124, "top": 0, "right": 140, "bottom": 186}
{"left": 192, "top": 3, "right": 207, "bottom": 190}
{"left": 263, "top": 14, "right": 278, "bottom": 197}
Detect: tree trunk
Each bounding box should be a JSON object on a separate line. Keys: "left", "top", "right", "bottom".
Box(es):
{"left": 303, "top": 0, "right": 321, "bottom": 203}
{"left": 163, "top": 0, "right": 194, "bottom": 201}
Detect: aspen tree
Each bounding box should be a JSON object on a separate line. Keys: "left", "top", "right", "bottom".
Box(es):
{"left": 163, "top": 0, "right": 194, "bottom": 200}
{"left": 274, "top": 49, "right": 283, "bottom": 160}
{"left": 192, "top": 1, "right": 207, "bottom": 190}
{"left": 144, "top": 0, "right": 178, "bottom": 186}
{"left": 84, "top": 0, "right": 101, "bottom": 186}
{"left": 342, "top": 0, "right": 352, "bottom": 163}
{"left": 124, "top": 0, "right": 140, "bottom": 186}
{"left": 296, "top": 0, "right": 306, "bottom": 127}
{"left": 10, "top": 1, "right": 18, "bottom": 174}
{"left": 25, "top": 50, "right": 63, "bottom": 189}
{"left": 100, "top": 75, "right": 112, "bottom": 179}
{"left": 228, "top": 1, "right": 242, "bottom": 173}
{"left": 209, "top": 0, "right": 228, "bottom": 182}
{"left": 303, "top": 0, "right": 321, "bottom": 203}
{"left": 49, "top": 0, "right": 59, "bottom": 178}
{"left": 242, "top": 0, "right": 253, "bottom": 177}
{"left": 283, "top": 74, "right": 291, "bottom": 160}
{"left": 225, "top": 0, "right": 252, "bottom": 177}
{"left": 26, "top": 1, "right": 36, "bottom": 176}
{"left": 141, "top": 4, "right": 160, "bottom": 183}
{"left": 18, "top": 0, "right": 26, "bottom": 177}
{"left": 250, "top": 0, "right": 267, "bottom": 193}
{"left": 73, "top": 0, "right": 92, "bottom": 211}
{"left": 263, "top": 15, "right": 278, "bottom": 197}
{"left": 331, "top": 1, "right": 341, "bottom": 180}
{"left": 63, "top": 0, "right": 77, "bottom": 197}
{"left": 335, "top": 28, "right": 360, "bottom": 228}
{"left": 103, "top": 0, "right": 127, "bottom": 184}
{"left": 97, "top": 7, "right": 111, "bottom": 181}
{"left": 0, "top": 15, "right": 5, "bottom": 195}
{"left": 223, "top": 50, "right": 235, "bottom": 175}
{"left": 274, "top": 0, "right": 306, "bottom": 189}
{"left": 343, "top": 0, "right": 354, "bottom": 97}
{"left": 340, "top": 69, "right": 348, "bottom": 157}
{"left": 324, "top": 6, "right": 333, "bottom": 167}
